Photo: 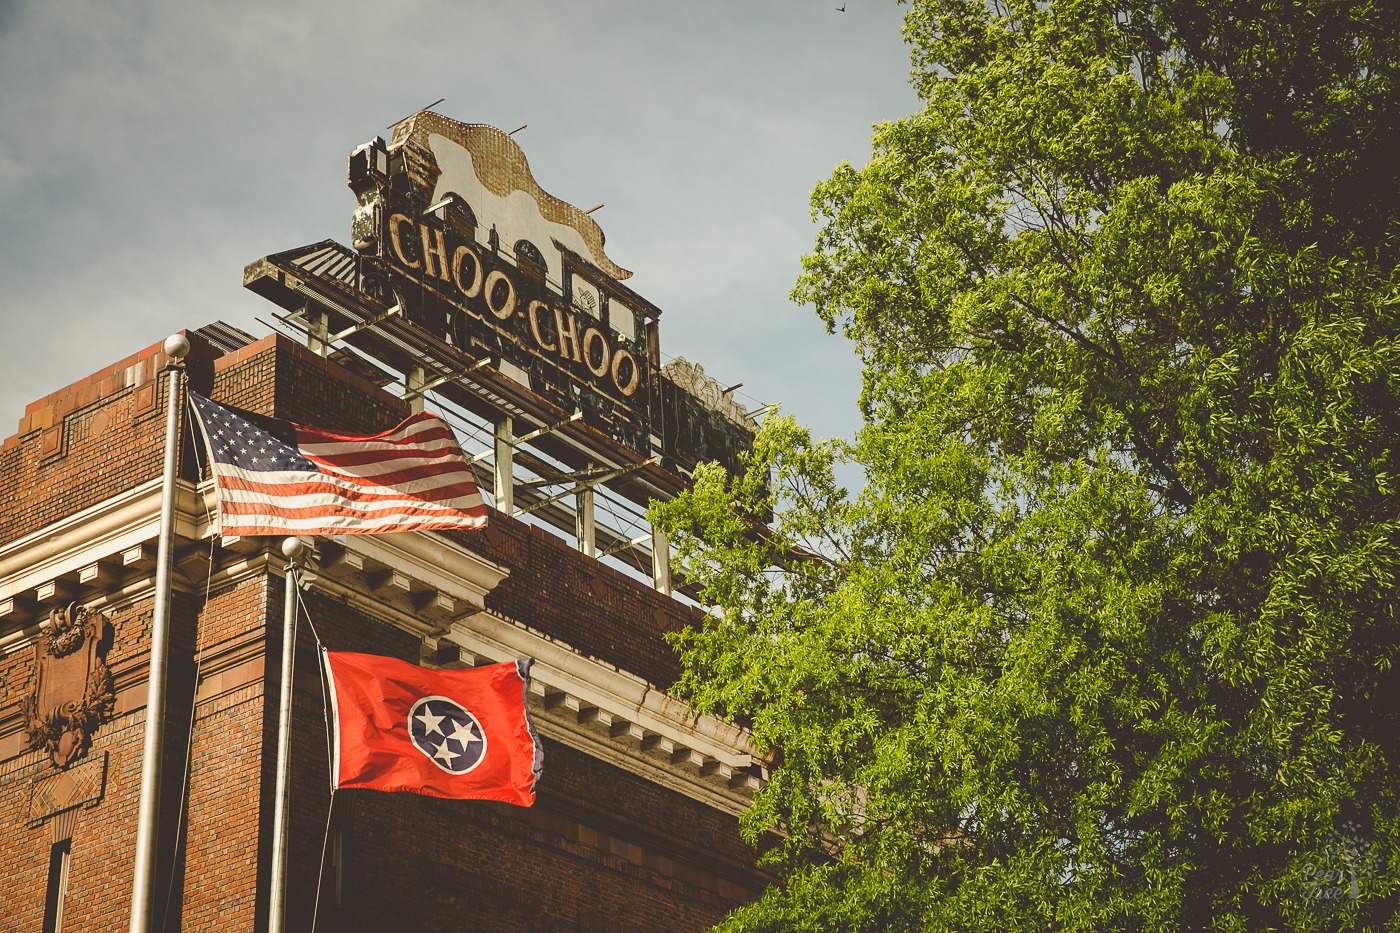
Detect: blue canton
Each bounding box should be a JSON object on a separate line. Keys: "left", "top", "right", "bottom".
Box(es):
{"left": 408, "top": 696, "right": 487, "bottom": 774}
{"left": 189, "top": 393, "right": 316, "bottom": 473}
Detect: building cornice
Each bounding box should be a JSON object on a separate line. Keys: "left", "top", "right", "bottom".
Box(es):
{"left": 302, "top": 551, "right": 764, "bottom": 814}
{"left": 438, "top": 610, "right": 763, "bottom": 815}
{"left": 0, "top": 479, "right": 213, "bottom": 650}
{"left": 0, "top": 482, "right": 765, "bottom": 814}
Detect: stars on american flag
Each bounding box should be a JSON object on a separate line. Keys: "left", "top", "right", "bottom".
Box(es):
{"left": 189, "top": 393, "right": 316, "bottom": 473}
{"left": 187, "top": 390, "right": 488, "bottom": 536}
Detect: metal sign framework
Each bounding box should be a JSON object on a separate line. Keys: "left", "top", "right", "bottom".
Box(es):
{"left": 244, "top": 243, "right": 682, "bottom": 593}
{"left": 242, "top": 118, "right": 761, "bottom": 595}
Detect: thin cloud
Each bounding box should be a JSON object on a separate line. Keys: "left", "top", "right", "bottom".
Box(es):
{"left": 0, "top": 0, "right": 916, "bottom": 445}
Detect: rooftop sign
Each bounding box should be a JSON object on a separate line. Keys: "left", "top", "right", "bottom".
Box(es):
{"left": 246, "top": 113, "right": 754, "bottom": 485}
{"left": 354, "top": 129, "right": 647, "bottom": 408}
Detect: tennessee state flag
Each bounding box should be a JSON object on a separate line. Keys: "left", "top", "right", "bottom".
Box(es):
{"left": 323, "top": 652, "right": 543, "bottom": 806}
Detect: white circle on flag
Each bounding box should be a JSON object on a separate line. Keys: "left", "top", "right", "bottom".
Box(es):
{"left": 407, "top": 695, "right": 488, "bottom": 774}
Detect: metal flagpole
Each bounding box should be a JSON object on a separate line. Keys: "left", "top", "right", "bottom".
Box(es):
{"left": 128, "top": 333, "right": 190, "bottom": 933}
{"left": 269, "top": 536, "right": 305, "bottom": 933}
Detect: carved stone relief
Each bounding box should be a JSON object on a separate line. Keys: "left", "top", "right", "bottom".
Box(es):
{"left": 22, "top": 603, "right": 116, "bottom": 769}
{"left": 660, "top": 357, "right": 751, "bottom": 427}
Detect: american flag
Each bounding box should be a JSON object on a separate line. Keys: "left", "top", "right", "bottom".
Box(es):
{"left": 188, "top": 392, "right": 488, "bottom": 537}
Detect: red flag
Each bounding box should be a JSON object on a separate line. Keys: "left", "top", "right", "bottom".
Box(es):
{"left": 323, "top": 652, "right": 542, "bottom": 806}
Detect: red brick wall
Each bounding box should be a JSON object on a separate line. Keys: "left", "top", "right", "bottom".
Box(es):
{"left": 318, "top": 740, "right": 760, "bottom": 932}
{"left": 176, "top": 577, "right": 277, "bottom": 931}
{"left": 210, "top": 332, "right": 411, "bottom": 434}
{"left": 1, "top": 338, "right": 196, "bottom": 545}
{"left": 0, "top": 333, "right": 763, "bottom": 932}
{"left": 210, "top": 337, "right": 703, "bottom": 689}
{"left": 0, "top": 750, "right": 52, "bottom": 930}
{"left": 469, "top": 517, "right": 699, "bottom": 688}
{"left": 274, "top": 587, "right": 760, "bottom": 931}
{"left": 0, "top": 587, "right": 205, "bottom": 933}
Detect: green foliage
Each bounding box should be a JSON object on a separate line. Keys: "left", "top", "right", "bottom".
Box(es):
{"left": 652, "top": 1, "right": 1400, "bottom": 929}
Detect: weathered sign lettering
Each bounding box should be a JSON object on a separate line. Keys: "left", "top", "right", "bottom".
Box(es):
{"left": 383, "top": 211, "right": 644, "bottom": 402}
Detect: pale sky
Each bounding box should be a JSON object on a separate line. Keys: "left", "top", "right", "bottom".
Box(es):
{"left": 0, "top": 0, "right": 917, "bottom": 446}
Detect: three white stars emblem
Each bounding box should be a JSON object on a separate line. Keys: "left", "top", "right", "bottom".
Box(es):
{"left": 407, "top": 695, "right": 487, "bottom": 774}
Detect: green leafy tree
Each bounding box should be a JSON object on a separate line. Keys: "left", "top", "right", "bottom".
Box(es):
{"left": 653, "top": 1, "right": 1400, "bottom": 929}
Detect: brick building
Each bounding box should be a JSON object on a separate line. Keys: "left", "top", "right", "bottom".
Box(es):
{"left": 0, "top": 115, "right": 769, "bottom": 931}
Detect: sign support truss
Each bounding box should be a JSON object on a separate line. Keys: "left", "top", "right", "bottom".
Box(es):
{"left": 513, "top": 458, "right": 659, "bottom": 519}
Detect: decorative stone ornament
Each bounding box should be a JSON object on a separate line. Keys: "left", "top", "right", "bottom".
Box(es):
{"left": 660, "top": 357, "right": 751, "bottom": 426}
{"left": 22, "top": 603, "right": 115, "bottom": 769}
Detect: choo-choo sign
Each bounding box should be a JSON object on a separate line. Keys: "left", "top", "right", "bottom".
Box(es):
{"left": 382, "top": 210, "right": 642, "bottom": 400}
{"left": 246, "top": 114, "right": 755, "bottom": 479}
{"left": 324, "top": 113, "right": 754, "bottom": 478}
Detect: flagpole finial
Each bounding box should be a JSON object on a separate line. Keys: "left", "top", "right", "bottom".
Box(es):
{"left": 281, "top": 536, "right": 306, "bottom": 561}
{"left": 163, "top": 333, "right": 190, "bottom": 359}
